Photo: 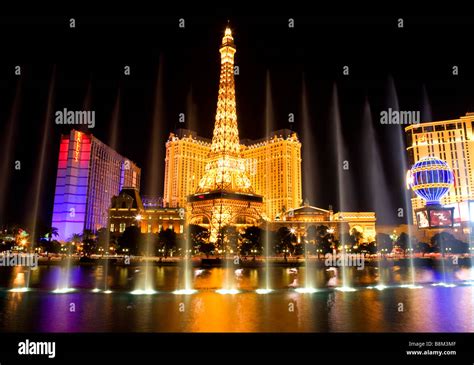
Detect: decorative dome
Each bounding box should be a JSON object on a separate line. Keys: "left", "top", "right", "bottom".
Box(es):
{"left": 407, "top": 156, "right": 454, "bottom": 205}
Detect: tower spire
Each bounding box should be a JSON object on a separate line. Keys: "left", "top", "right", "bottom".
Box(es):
{"left": 196, "top": 25, "right": 252, "bottom": 193}
{"left": 210, "top": 25, "right": 239, "bottom": 156}
{"left": 188, "top": 26, "right": 264, "bottom": 245}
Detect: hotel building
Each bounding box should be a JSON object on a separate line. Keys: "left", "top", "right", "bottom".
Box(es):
{"left": 163, "top": 129, "right": 211, "bottom": 209}
{"left": 108, "top": 188, "right": 184, "bottom": 235}
{"left": 241, "top": 129, "right": 302, "bottom": 220}
{"left": 163, "top": 129, "right": 302, "bottom": 221}
{"left": 405, "top": 112, "right": 474, "bottom": 235}
{"left": 51, "top": 129, "right": 141, "bottom": 241}
{"left": 163, "top": 127, "right": 302, "bottom": 221}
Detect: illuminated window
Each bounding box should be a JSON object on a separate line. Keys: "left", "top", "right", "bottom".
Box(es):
{"left": 119, "top": 223, "right": 126, "bottom": 233}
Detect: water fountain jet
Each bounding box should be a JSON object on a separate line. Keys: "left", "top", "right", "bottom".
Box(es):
{"left": 335, "top": 287, "right": 357, "bottom": 292}
{"left": 295, "top": 287, "right": 318, "bottom": 294}
{"left": 385, "top": 76, "right": 417, "bottom": 286}
{"left": 28, "top": 69, "right": 56, "bottom": 288}
{"left": 330, "top": 84, "right": 355, "bottom": 291}
{"left": 173, "top": 289, "right": 197, "bottom": 295}
{"left": 263, "top": 71, "right": 275, "bottom": 292}
{"left": 130, "top": 289, "right": 157, "bottom": 295}
{"left": 216, "top": 288, "right": 239, "bottom": 295}
{"left": 300, "top": 77, "right": 318, "bottom": 292}
{"left": 256, "top": 288, "right": 273, "bottom": 294}
{"left": 362, "top": 98, "right": 392, "bottom": 288}
{"left": 52, "top": 288, "right": 75, "bottom": 294}
{"left": 133, "top": 56, "right": 166, "bottom": 294}
{"left": 0, "top": 80, "right": 22, "bottom": 226}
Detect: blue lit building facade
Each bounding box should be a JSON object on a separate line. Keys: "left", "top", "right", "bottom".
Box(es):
{"left": 51, "top": 129, "right": 140, "bottom": 241}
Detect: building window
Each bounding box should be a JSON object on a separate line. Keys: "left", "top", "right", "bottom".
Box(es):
{"left": 119, "top": 223, "right": 126, "bottom": 233}
{"left": 148, "top": 224, "right": 152, "bottom": 233}
{"left": 446, "top": 123, "right": 457, "bottom": 130}
{"left": 180, "top": 224, "right": 184, "bottom": 234}
{"left": 110, "top": 223, "right": 115, "bottom": 232}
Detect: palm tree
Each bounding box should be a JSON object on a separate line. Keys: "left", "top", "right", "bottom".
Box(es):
{"left": 158, "top": 228, "right": 177, "bottom": 258}
{"left": 82, "top": 229, "right": 96, "bottom": 241}
{"left": 70, "top": 233, "right": 82, "bottom": 244}
{"left": 47, "top": 227, "right": 59, "bottom": 243}
{"left": 276, "top": 227, "right": 296, "bottom": 260}
{"left": 350, "top": 228, "right": 363, "bottom": 245}
{"left": 66, "top": 233, "right": 82, "bottom": 255}
{"left": 241, "top": 226, "right": 262, "bottom": 258}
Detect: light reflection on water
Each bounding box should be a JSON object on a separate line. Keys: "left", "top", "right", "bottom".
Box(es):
{"left": 0, "top": 265, "right": 472, "bottom": 332}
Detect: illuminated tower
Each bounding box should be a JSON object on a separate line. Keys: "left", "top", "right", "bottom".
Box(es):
{"left": 188, "top": 26, "right": 263, "bottom": 244}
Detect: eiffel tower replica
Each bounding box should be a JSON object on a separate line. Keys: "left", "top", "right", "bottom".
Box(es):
{"left": 188, "top": 26, "right": 264, "bottom": 245}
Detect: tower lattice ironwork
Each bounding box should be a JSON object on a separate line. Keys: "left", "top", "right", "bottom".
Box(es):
{"left": 188, "top": 26, "right": 263, "bottom": 245}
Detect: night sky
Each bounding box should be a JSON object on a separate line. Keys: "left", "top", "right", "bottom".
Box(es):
{"left": 2, "top": 15, "right": 474, "bottom": 229}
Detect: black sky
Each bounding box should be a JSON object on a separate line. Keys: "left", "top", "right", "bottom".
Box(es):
{"left": 1, "top": 15, "right": 474, "bottom": 229}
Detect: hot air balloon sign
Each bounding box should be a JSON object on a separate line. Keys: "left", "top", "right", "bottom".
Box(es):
{"left": 407, "top": 156, "right": 455, "bottom": 229}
